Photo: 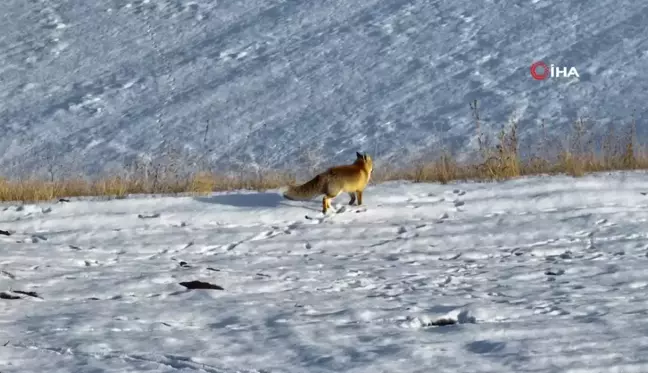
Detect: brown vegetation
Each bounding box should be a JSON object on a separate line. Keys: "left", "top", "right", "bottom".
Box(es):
{"left": 1, "top": 101, "right": 647, "bottom": 203}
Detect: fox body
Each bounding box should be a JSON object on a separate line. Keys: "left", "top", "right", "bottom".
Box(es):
{"left": 283, "top": 152, "right": 373, "bottom": 214}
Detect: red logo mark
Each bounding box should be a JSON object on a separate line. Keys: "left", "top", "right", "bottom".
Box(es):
{"left": 530, "top": 61, "right": 549, "bottom": 80}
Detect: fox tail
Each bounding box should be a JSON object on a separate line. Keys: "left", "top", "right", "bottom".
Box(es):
{"left": 283, "top": 174, "right": 323, "bottom": 200}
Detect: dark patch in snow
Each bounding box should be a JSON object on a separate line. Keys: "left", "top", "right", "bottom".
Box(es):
{"left": 138, "top": 213, "right": 161, "bottom": 219}
{"left": 179, "top": 280, "right": 224, "bottom": 290}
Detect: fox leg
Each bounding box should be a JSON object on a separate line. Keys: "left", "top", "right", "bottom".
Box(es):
{"left": 348, "top": 192, "right": 357, "bottom": 205}
{"left": 357, "top": 190, "right": 363, "bottom": 205}
{"left": 323, "top": 190, "right": 342, "bottom": 214}
{"left": 323, "top": 195, "right": 335, "bottom": 214}
{"left": 322, "top": 197, "right": 329, "bottom": 214}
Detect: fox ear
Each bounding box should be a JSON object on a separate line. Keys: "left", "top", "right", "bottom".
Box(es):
{"left": 363, "top": 153, "right": 368, "bottom": 160}
{"left": 356, "top": 152, "right": 363, "bottom": 159}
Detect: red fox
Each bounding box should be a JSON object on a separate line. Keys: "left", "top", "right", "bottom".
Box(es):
{"left": 283, "top": 152, "right": 373, "bottom": 214}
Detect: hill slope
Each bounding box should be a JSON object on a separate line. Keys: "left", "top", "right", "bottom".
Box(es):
{"left": 2, "top": 0, "right": 648, "bottom": 175}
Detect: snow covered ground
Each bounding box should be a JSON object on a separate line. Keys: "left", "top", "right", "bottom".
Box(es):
{"left": 2, "top": 0, "right": 648, "bottom": 174}
{"left": 2, "top": 172, "right": 648, "bottom": 372}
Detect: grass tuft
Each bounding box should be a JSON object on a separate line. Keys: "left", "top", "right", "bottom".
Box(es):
{"left": 2, "top": 102, "right": 648, "bottom": 203}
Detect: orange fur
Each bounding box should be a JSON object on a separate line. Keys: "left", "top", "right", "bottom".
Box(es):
{"left": 283, "top": 152, "right": 373, "bottom": 214}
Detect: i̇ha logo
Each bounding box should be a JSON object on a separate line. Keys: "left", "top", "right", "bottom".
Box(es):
{"left": 530, "top": 61, "right": 579, "bottom": 80}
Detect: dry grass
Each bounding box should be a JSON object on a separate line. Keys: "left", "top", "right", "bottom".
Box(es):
{"left": 373, "top": 102, "right": 648, "bottom": 184}
{"left": 0, "top": 170, "right": 296, "bottom": 203}
{"left": 2, "top": 102, "right": 648, "bottom": 203}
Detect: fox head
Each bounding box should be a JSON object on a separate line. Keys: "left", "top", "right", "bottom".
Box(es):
{"left": 355, "top": 152, "right": 373, "bottom": 174}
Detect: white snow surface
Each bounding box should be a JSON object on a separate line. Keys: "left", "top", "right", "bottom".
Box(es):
{"left": 2, "top": 0, "right": 648, "bottom": 174}
{"left": 2, "top": 172, "right": 648, "bottom": 372}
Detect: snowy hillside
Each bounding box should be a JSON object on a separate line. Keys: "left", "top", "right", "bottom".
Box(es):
{"left": 1, "top": 0, "right": 648, "bottom": 175}
{"left": 2, "top": 172, "right": 648, "bottom": 372}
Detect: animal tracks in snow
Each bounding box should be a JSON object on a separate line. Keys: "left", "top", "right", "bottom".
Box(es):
{"left": 2, "top": 174, "right": 648, "bottom": 372}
